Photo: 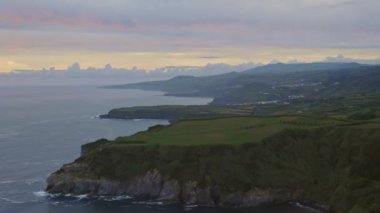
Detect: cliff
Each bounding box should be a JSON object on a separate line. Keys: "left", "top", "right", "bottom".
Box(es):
{"left": 46, "top": 125, "right": 380, "bottom": 212}
{"left": 100, "top": 105, "right": 255, "bottom": 121}
{"left": 47, "top": 165, "right": 299, "bottom": 208}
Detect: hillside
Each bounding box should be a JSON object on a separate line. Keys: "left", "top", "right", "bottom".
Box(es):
{"left": 213, "top": 64, "right": 380, "bottom": 105}
{"left": 243, "top": 62, "right": 363, "bottom": 74}
{"left": 101, "top": 63, "right": 380, "bottom": 119}
{"left": 106, "top": 63, "right": 380, "bottom": 105}
{"left": 47, "top": 116, "right": 380, "bottom": 213}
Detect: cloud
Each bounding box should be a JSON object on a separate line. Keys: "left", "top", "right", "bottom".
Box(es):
{"left": 1, "top": 0, "right": 379, "bottom": 35}
{"left": 323, "top": 55, "right": 380, "bottom": 64}
{"left": 0, "top": 0, "right": 379, "bottom": 71}
{"left": 199, "top": 56, "right": 220, "bottom": 59}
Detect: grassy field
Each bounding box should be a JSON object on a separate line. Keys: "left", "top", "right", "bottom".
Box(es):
{"left": 111, "top": 115, "right": 375, "bottom": 146}
{"left": 254, "top": 92, "right": 380, "bottom": 118}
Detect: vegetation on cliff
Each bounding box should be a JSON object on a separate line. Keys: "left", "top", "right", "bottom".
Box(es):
{"left": 51, "top": 116, "right": 380, "bottom": 212}
{"left": 101, "top": 105, "right": 255, "bottom": 121}
{"left": 110, "top": 115, "right": 347, "bottom": 145}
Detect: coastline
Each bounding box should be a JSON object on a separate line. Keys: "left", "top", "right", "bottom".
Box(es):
{"left": 46, "top": 163, "right": 329, "bottom": 212}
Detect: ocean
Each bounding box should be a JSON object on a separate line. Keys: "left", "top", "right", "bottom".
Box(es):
{"left": 0, "top": 85, "right": 315, "bottom": 213}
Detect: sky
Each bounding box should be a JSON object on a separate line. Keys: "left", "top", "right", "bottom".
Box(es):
{"left": 0, "top": 0, "right": 379, "bottom": 72}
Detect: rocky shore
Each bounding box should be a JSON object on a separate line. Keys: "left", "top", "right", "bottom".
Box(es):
{"left": 46, "top": 162, "right": 315, "bottom": 209}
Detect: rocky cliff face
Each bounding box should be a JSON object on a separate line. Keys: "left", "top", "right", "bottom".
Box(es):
{"left": 46, "top": 162, "right": 301, "bottom": 208}
{"left": 45, "top": 127, "right": 380, "bottom": 212}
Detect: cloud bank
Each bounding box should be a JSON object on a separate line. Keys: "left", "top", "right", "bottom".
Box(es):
{"left": 0, "top": 0, "right": 379, "bottom": 71}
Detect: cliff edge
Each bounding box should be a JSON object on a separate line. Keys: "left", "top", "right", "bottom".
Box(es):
{"left": 46, "top": 119, "right": 380, "bottom": 213}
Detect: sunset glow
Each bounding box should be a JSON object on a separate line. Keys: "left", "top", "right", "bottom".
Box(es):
{"left": 0, "top": 0, "right": 379, "bottom": 72}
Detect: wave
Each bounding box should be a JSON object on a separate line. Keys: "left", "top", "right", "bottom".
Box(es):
{"left": 75, "top": 194, "right": 89, "bottom": 200}
{"left": 291, "top": 202, "right": 323, "bottom": 213}
{"left": 33, "top": 191, "right": 88, "bottom": 200}
{"left": 92, "top": 115, "right": 101, "bottom": 119}
{"left": 132, "top": 201, "right": 164, "bottom": 206}
{"left": 33, "top": 191, "right": 50, "bottom": 198}
{"left": 0, "top": 180, "right": 17, "bottom": 185}
{"left": 185, "top": 204, "right": 198, "bottom": 209}
{"left": 33, "top": 191, "right": 132, "bottom": 202}
{"left": 0, "top": 196, "right": 25, "bottom": 204}
{"left": 33, "top": 191, "right": 76, "bottom": 199}
{"left": 98, "top": 195, "right": 132, "bottom": 201}
{"left": 0, "top": 178, "right": 43, "bottom": 185}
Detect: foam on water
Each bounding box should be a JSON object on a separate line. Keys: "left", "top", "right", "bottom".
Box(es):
{"left": 33, "top": 191, "right": 49, "bottom": 198}
{"left": 133, "top": 201, "right": 165, "bottom": 206}
{"left": 184, "top": 204, "right": 199, "bottom": 211}
{"left": 60, "top": 193, "right": 89, "bottom": 199}
{"left": 33, "top": 191, "right": 134, "bottom": 202}
{"left": 92, "top": 115, "right": 101, "bottom": 119}
{"left": 73, "top": 194, "right": 89, "bottom": 200}
{"left": 101, "top": 195, "right": 132, "bottom": 201}
{"left": 291, "top": 202, "right": 323, "bottom": 213}
{"left": 33, "top": 191, "right": 90, "bottom": 200}
{"left": 0, "top": 196, "right": 25, "bottom": 204}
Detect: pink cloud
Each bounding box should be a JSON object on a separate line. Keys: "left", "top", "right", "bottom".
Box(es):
{"left": 0, "top": 5, "right": 137, "bottom": 32}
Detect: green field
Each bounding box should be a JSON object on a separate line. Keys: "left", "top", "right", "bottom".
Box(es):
{"left": 101, "top": 105, "right": 255, "bottom": 121}
{"left": 113, "top": 115, "right": 357, "bottom": 145}
{"left": 254, "top": 92, "right": 380, "bottom": 118}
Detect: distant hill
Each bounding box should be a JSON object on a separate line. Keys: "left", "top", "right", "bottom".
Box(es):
{"left": 242, "top": 62, "right": 363, "bottom": 74}
{"left": 107, "top": 63, "right": 380, "bottom": 106}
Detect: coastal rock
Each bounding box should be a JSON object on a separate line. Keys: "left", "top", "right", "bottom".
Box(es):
{"left": 125, "top": 169, "right": 163, "bottom": 199}
{"left": 218, "top": 188, "right": 298, "bottom": 208}
{"left": 181, "top": 181, "right": 214, "bottom": 206}
{"left": 158, "top": 180, "right": 180, "bottom": 201}
{"left": 46, "top": 163, "right": 301, "bottom": 208}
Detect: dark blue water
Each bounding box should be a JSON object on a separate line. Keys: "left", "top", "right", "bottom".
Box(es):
{"left": 0, "top": 86, "right": 315, "bottom": 213}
